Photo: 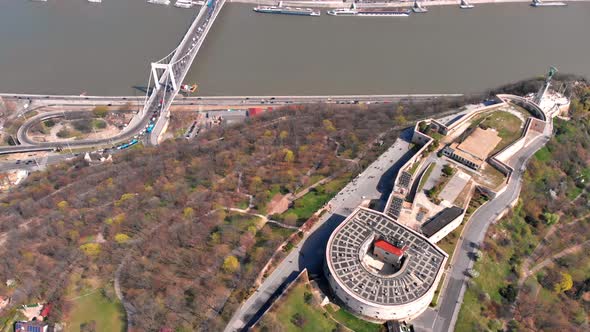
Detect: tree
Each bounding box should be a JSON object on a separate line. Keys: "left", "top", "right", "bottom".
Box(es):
{"left": 114, "top": 233, "right": 130, "bottom": 244}
{"left": 499, "top": 284, "right": 518, "bottom": 303}
{"left": 79, "top": 243, "right": 101, "bottom": 257}
{"left": 290, "top": 312, "right": 306, "bottom": 327}
{"left": 283, "top": 212, "right": 298, "bottom": 226}
{"left": 92, "top": 106, "right": 109, "bottom": 118}
{"left": 442, "top": 164, "right": 455, "bottom": 176}
{"left": 542, "top": 212, "right": 560, "bottom": 225}
{"left": 222, "top": 255, "right": 240, "bottom": 274}
{"left": 323, "top": 119, "right": 336, "bottom": 132}
{"left": 183, "top": 207, "right": 194, "bottom": 219}
{"left": 554, "top": 272, "right": 573, "bottom": 293}
{"left": 283, "top": 149, "right": 295, "bottom": 163}
{"left": 394, "top": 105, "right": 407, "bottom": 125}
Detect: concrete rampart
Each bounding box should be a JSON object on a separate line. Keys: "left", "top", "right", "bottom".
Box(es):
{"left": 444, "top": 103, "right": 506, "bottom": 136}
{"left": 493, "top": 118, "right": 533, "bottom": 163}
{"left": 428, "top": 210, "right": 466, "bottom": 244}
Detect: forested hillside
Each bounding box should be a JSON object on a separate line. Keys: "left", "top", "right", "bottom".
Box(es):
{"left": 2, "top": 75, "right": 586, "bottom": 331}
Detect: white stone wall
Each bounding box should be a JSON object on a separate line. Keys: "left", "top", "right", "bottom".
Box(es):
{"left": 428, "top": 211, "right": 465, "bottom": 244}
{"left": 325, "top": 268, "right": 435, "bottom": 321}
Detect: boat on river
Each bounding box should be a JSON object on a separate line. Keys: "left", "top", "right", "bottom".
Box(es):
{"left": 328, "top": 3, "right": 411, "bottom": 17}
{"left": 253, "top": 1, "right": 320, "bottom": 16}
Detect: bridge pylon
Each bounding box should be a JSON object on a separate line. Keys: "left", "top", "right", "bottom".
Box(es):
{"left": 151, "top": 62, "right": 178, "bottom": 92}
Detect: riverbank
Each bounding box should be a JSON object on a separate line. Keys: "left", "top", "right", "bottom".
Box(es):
{"left": 230, "top": 0, "right": 590, "bottom": 8}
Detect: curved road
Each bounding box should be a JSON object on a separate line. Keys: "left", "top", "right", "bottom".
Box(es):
{"left": 426, "top": 117, "right": 552, "bottom": 332}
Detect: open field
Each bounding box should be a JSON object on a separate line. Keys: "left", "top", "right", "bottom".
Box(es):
{"left": 256, "top": 273, "right": 337, "bottom": 332}
{"left": 278, "top": 175, "right": 351, "bottom": 225}
{"left": 470, "top": 110, "right": 524, "bottom": 155}
{"left": 65, "top": 287, "right": 125, "bottom": 332}
{"left": 256, "top": 271, "right": 382, "bottom": 332}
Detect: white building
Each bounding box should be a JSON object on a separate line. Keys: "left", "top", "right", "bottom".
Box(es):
{"left": 325, "top": 208, "right": 447, "bottom": 321}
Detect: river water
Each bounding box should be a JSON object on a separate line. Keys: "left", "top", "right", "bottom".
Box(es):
{"left": 0, "top": 0, "right": 589, "bottom": 96}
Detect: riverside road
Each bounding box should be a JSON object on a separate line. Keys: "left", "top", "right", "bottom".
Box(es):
{"left": 0, "top": 93, "right": 462, "bottom": 155}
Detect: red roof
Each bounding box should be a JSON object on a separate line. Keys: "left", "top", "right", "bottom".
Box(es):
{"left": 374, "top": 240, "right": 404, "bottom": 256}
{"left": 248, "top": 107, "right": 265, "bottom": 117}
{"left": 41, "top": 303, "right": 52, "bottom": 317}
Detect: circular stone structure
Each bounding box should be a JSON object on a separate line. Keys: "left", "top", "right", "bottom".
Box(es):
{"left": 325, "top": 207, "right": 448, "bottom": 321}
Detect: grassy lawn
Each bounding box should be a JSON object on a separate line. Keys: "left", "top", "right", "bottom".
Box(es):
{"left": 280, "top": 174, "right": 351, "bottom": 224}
{"left": 534, "top": 146, "right": 551, "bottom": 162}
{"left": 417, "top": 162, "right": 435, "bottom": 192}
{"left": 478, "top": 110, "right": 524, "bottom": 154}
{"left": 258, "top": 274, "right": 337, "bottom": 331}
{"left": 65, "top": 287, "right": 125, "bottom": 332}
{"left": 325, "top": 305, "right": 382, "bottom": 332}
{"left": 407, "top": 161, "right": 420, "bottom": 175}
{"left": 257, "top": 271, "right": 381, "bottom": 332}
{"left": 455, "top": 253, "right": 512, "bottom": 331}
{"left": 225, "top": 212, "right": 264, "bottom": 233}
{"left": 566, "top": 186, "right": 583, "bottom": 200}
{"left": 465, "top": 109, "right": 525, "bottom": 156}
{"left": 455, "top": 284, "right": 486, "bottom": 331}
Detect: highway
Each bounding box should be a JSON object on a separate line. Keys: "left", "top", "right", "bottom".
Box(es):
{"left": 1, "top": 93, "right": 464, "bottom": 106}
{"left": 148, "top": 0, "right": 227, "bottom": 145}
{"left": 0, "top": 93, "right": 463, "bottom": 156}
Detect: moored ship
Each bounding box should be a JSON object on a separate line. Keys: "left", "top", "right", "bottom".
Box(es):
{"left": 253, "top": 1, "right": 320, "bottom": 16}
{"left": 459, "top": 0, "right": 475, "bottom": 9}
{"left": 175, "top": 0, "right": 194, "bottom": 8}
{"left": 147, "top": 0, "right": 171, "bottom": 5}
{"left": 531, "top": 0, "right": 567, "bottom": 6}
{"left": 328, "top": 4, "right": 411, "bottom": 17}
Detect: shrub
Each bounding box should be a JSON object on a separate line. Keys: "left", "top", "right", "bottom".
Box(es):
{"left": 291, "top": 313, "right": 306, "bottom": 327}
{"left": 72, "top": 119, "right": 93, "bottom": 133}
{"left": 56, "top": 128, "right": 73, "bottom": 138}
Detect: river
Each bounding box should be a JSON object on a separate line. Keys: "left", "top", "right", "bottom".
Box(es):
{"left": 0, "top": 0, "right": 589, "bottom": 96}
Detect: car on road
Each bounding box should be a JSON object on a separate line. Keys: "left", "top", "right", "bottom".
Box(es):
{"left": 15, "top": 160, "right": 21, "bottom": 164}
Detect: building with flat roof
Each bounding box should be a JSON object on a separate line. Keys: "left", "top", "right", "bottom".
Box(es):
{"left": 325, "top": 208, "right": 447, "bottom": 321}
{"left": 421, "top": 206, "right": 464, "bottom": 243}
{"left": 14, "top": 320, "right": 48, "bottom": 332}
{"left": 443, "top": 127, "right": 501, "bottom": 170}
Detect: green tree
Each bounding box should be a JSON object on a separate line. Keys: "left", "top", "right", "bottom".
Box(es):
{"left": 554, "top": 272, "right": 573, "bottom": 293}
{"left": 222, "top": 255, "right": 240, "bottom": 273}
{"left": 323, "top": 119, "right": 336, "bottom": 132}
{"left": 183, "top": 207, "right": 194, "bottom": 219}
{"left": 92, "top": 106, "right": 109, "bottom": 118}
{"left": 283, "top": 212, "right": 298, "bottom": 226}
{"left": 283, "top": 149, "right": 295, "bottom": 163}
{"left": 442, "top": 164, "right": 455, "bottom": 176}
{"left": 114, "top": 233, "right": 130, "bottom": 244}
{"left": 542, "top": 212, "right": 560, "bottom": 225}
